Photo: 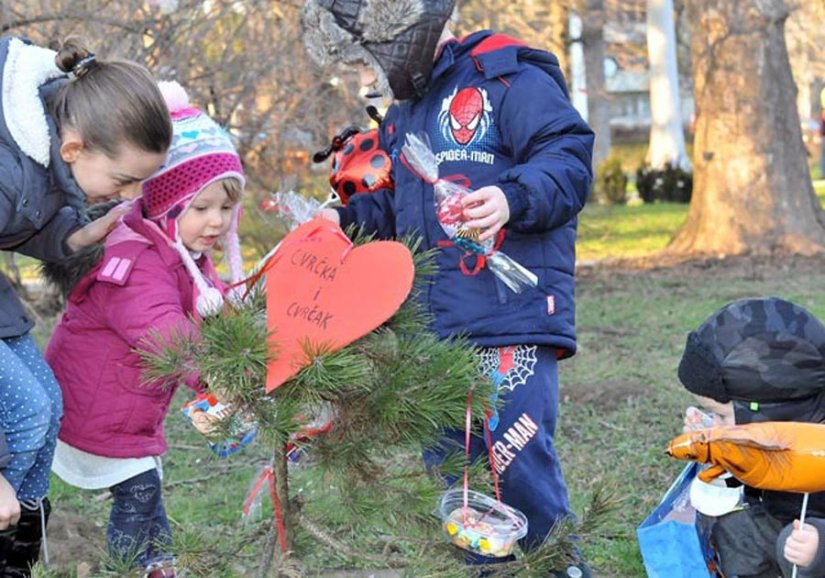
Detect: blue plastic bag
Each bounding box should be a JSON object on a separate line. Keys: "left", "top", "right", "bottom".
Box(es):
{"left": 637, "top": 462, "right": 720, "bottom": 577}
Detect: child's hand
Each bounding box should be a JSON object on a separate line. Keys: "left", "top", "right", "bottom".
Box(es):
{"left": 67, "top": 202, "right": 130, "bottom": 251}
{"left": 0, "top": 474, "right": 20, "bottom": 530}
{"left": 461, "top": 186, "right": 510, "bottom": 241}
{"left": 683, "top": 406, "right": 712, "bottom": 433}
{"left": 783, "top": 519, "right": 820, "bottom": 568}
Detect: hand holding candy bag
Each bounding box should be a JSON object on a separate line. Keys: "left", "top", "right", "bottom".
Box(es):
{"left": 401, "top": 133, "right": 538, "bottom": 294}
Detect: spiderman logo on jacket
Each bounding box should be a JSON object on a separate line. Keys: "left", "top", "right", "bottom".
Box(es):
{"left": 438, "top": 86, "right": 493, "bottom": 146}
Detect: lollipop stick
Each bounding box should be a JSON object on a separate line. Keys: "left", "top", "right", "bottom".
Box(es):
{"left": 791, "top": 492, "right": 810, "bottom": 578}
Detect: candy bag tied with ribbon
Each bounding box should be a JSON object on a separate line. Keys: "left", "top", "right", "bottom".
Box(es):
{"left": 401, "top": 133, "right": 538, "bottom": 294}
{"left": 260, "top": 191, "right": 329, "bottom": 232}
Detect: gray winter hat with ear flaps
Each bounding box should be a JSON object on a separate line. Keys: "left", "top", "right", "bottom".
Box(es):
{"left": 678, "top": 297, "right": 825, "bottom": 404}
{"left": 301, "top": 0, "right": 456, "bottom": 101}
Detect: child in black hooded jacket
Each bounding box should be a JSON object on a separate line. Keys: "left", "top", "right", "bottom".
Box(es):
{"left": 678, "top": 297, "right": 825, "bottom": 578}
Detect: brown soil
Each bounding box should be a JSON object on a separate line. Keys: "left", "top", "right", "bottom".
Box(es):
{"left": 576, "top": 252, "right": 825, "bottom": 283}
{"left": 46, "top": 508, "right": 106, "bottom": 575}
{"left": 562, "top": 378, "right": 649, "bottom": 407}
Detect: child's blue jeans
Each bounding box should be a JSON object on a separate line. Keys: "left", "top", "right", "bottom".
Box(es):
{"left": 108, "top": 468, "right": 174, "bottom": 570}
{"left": 0, "top": 332, "right": 62, "bottom": 501}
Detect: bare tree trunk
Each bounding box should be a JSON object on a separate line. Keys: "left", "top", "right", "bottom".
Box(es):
{"left": 669, "top": 0, "right": 825, "bottom": 256}
{"left": 646, "top": 0, "right": 690, "bottom": 170}
{"left": 549, "top": 2, "right": 570, "bottom": 79}
{"left": 582, "top": 0, "right": 611, "bottom": 167}
{"left": 568, "top": 12, "right": 588, "bottom": 122}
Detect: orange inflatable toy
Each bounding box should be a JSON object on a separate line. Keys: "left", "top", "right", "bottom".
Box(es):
{"left": 667, "top": 421, "right": 825, "bottom": 493}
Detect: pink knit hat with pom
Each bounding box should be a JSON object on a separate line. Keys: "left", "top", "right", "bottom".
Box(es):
{"left": 142, "top": 81, "right": 246, "bottom": 317}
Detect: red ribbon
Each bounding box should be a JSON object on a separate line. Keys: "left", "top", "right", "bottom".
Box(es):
{"left": 439, "top": 229, "right": 506, "bottom": 277}
{"left": 461, "top": 386, "right": 503, "bottom": 527}
{"left": 462, "top": 385, "right": 475, "bottom": 524}
{"left": 460, "top": 384, "right": 525, "bottom": 532}
{"left": 242, "top": 464, "right": 289, "bottom": 553}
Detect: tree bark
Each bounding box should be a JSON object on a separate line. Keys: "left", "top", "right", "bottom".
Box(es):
{"left": 549, "top": 2, "right": 570, "bottom": 80}
{"left": 582, "top": 0, "right": 611, "bottom": 168}
{"left": 669, "top": 0, "right": 825, "bottom": 256}
{"left": 568, "top": 12, "right": 588, "bottom": 125}
{"left": 646, "top": 0, "right": 690, "bottom": 170}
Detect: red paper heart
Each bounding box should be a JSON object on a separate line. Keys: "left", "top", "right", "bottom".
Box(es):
{"left": 264, "top": 218, "right": 414, "bottom": 391}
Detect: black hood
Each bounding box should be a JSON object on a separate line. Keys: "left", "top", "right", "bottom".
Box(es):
{"left": 678, "top": 297, "right": 825, "bottom": 407}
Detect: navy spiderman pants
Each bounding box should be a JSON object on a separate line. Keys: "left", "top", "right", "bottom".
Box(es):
{"left": 423, "top": 344, "right": 572, "bottom": 560}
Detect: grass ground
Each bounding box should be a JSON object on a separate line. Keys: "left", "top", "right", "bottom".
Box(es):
{"left": 17, "top": 164, "right": 825, "bottom": 576}
{"left": 578, "top": 177, "right": 825, "bottom": 262}
{"left": 560, "top": 254, "right": 825, "bottom": 576}
{"left": 40, "top": 254, "right": 825, "bottom": 578}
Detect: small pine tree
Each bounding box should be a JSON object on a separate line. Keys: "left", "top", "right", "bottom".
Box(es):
{"left": 140, "top": 232, "right": 614, "bottom": 576}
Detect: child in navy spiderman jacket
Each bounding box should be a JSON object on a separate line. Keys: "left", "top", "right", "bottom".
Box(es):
{"left": 302, "top": 1, "right": 594, "bottom": 575}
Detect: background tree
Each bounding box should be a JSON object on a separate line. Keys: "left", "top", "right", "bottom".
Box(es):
{"left": 459, "top": 0, "right": 569, "bottom": 72}
{"left": 0, "top": 0, "right": 366, "bottom": 262}
{"left": 581, "top": 0, "right": 612, "bottom": 168}
{"left": 645, "top": 0, "right": 689, "bottom": 171}
{"left": 669, "top": 0, "right": 825, "bottom": 256}
{"left": 785, "top": 0, "right": 825, "bottom": 129}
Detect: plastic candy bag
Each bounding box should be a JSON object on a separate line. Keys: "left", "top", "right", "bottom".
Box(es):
{"left": 260, "top": 191, "right": 332, "bottom": 232}
{"left": 255, "top": 191, "right": 339, "bottom": 274}
{"left": 401, "top": 133, "right": 538, "bottom": 293}
{"left": 181, "top": 394, "right": 257, "bottom": 458}
{"left": 285, "top": 402, "right": 336, "bottom": 467}
{"left": 638, "top": 463, "right": 721, "bottom": 577}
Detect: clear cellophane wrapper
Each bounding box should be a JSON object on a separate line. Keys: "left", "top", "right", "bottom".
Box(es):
{"left": 263, "top": 191, "right": 328, "bottom": 231}
{"left": 401, "top": 133, "right": 537, "bottom": 293}
{"left": 253, "top": 191, "right": 334, "bottom": 275}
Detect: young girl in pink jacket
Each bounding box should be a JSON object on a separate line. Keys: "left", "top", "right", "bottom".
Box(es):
{"left": 45, "top": 82, "right": 245, "bottom": 578}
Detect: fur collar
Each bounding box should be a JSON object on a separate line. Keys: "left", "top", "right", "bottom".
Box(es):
{"left": 2, "top": 38, "right": 65, "bottom": 167}
{"left": 39, "top": 201, "right": 120, "bottom": 298}
{"left": 302, "top": 1, "right": 395, "bottom": 98}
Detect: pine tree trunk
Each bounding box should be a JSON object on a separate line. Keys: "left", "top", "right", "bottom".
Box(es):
{"left": 258, "top": 443, "right": 294, "bottom": 577}
{"left": 582, "top": 0, "right": 611, "bottom": 168}
{"left": 669, "top": 0, "right": 825, "bottom": 256}
{"left": 646, "top": 0, "right": 690, "bottom": 170}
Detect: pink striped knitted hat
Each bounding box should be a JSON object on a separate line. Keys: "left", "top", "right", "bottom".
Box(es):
{"left": 142, "top": 81, "right": 246, "bottom": 316}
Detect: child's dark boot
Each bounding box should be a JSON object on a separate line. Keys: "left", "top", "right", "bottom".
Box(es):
{"left": 0, "top": 527, "right": 17, "bottom": 575}
{"left": 2, "top": 497, "right": 50, "bottom": 578}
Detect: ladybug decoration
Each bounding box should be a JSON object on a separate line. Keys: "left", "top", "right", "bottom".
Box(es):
{"left": 313, "top": 106, "right": 393, "bottom": 205}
